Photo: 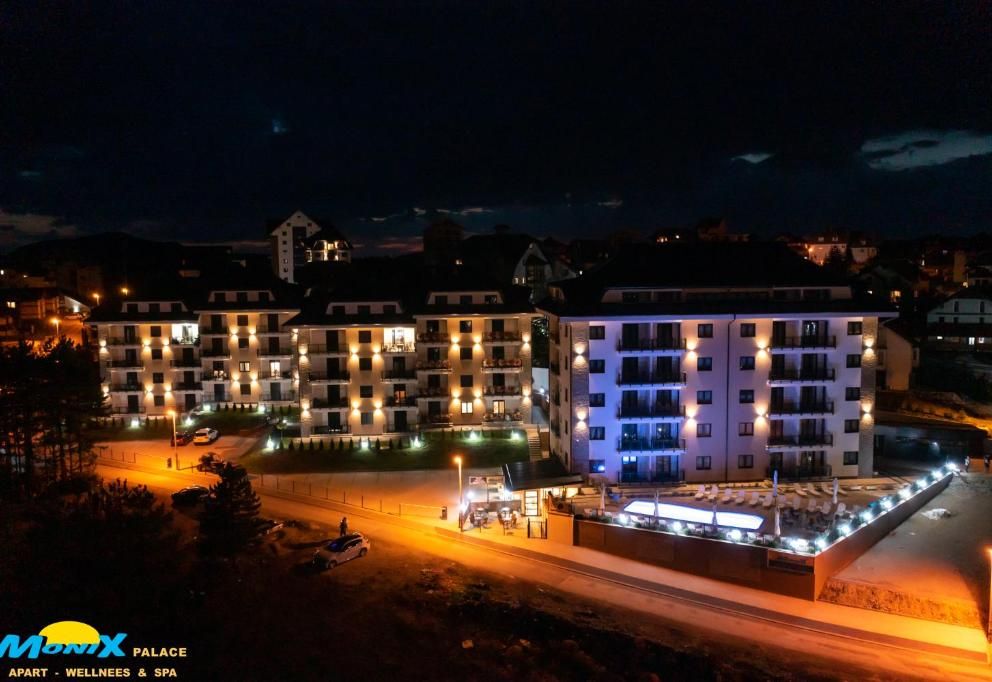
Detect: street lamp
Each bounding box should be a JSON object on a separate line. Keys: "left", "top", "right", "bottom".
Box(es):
{"left": 120, "top": 286, "right": 130, "bottom": 296}
{"left": 91, "top": 292, "right": 101, "bottom": 306}
{"left": 50, "top": 317, "right": 60, "bottom": 338}
{"left": 167, "top": 409, "right": 179, "bottom": 470}
{"left": 453, "top": 455, "right": 463, "bottom": 511}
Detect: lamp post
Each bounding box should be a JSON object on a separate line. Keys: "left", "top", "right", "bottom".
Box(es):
{"left": 168, "top": 409, "right": 179, "bottom": 470}
{"left": 50, "top": 317, "right": 60, "bottom": 338}
{"left": 92, "top": 292, "right": 101, "bottom": 306}
{"left": 453, "top": 454, "right": 463, "bottom": 512}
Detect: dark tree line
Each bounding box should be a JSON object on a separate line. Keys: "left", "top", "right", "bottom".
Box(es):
{"left": 0, "top": 339, "right": 107, "bottom": 498}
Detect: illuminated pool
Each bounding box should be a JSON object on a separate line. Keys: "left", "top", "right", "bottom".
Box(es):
{"left": 623, "top": 500, "right": 765, "bottom": 531}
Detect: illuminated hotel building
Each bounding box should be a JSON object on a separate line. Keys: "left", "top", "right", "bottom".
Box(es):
{"left": 538, "top": 243, "right": 890, "bottom": 485}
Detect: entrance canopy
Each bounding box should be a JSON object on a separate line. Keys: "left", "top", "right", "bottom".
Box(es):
{"left": 502, "top": 458, "right": 584, "bottom": 492}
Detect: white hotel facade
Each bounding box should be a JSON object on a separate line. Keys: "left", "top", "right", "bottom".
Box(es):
{"left": 539, "top": 244, "right": 891, "bottom": 485}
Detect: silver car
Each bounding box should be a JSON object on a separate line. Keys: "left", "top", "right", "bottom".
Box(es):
{"left": 193, "top": 428, "right": 219, "bottom": 445}
{"left": 313, "top": 533, "right": 371, "bottom": 569}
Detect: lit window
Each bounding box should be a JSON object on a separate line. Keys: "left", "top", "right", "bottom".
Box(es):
{"left": 461, "top": 400, "right": 473, "bottom": 415}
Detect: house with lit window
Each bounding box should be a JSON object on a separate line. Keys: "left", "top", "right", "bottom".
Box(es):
{"left": 538, "top": 242, "right": 891, "bottom": 486}
{"left": 924, "top": 289, "right": 992, "bottom": 350}
{"left": 269, "top": 211, "right": 350, "bottom": 283}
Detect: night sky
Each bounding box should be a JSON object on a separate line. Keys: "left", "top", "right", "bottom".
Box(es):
{"left": 2, "top": 2, "right": 990, "bottom": 254}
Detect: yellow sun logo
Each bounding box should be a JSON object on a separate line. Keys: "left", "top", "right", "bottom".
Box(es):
{"left": 38, "top": 621, "right": 101, "bottom": 646}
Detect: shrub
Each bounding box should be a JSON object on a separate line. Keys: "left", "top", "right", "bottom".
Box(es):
{"left": 288, "top": 439, "right": 295, "bottom": 451}
{"left": 317, "top": 438, "right": 324, "bottom": 450}
{"left": 374, "top": 438, "right": 381, "bottom": 451}
{"left": 308, "top": 439, "right": 315, "bottom": 451}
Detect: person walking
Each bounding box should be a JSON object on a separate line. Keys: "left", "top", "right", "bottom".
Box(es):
{"left": 339, "top": 516, "right": 348, "bottom": 536}
{"left": 964, "top": 455, "right": 970, "bottom": 472}
{"left": 984, "top": 454, "right": 990, "bottom": 473}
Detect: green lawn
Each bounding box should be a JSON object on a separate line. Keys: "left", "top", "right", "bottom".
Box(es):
{"left": 91, "top": 407, "right": 296, "bottom": 442}
{"left": 240, "top": 431, "right": 529, "bottom": 474}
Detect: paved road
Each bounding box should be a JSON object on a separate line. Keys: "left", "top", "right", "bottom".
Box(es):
{"left": 98, "top": 461, "right": 992, "bottom": 680}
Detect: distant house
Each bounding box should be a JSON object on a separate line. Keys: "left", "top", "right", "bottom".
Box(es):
{"left": 877, "top": 320, "right": 919, "bottom": 391}
{"left": 805, "top": 231, "right": 848, "bottom": 266}
{"left": 269, "top": 211, "right": 350, "bottom": 284}
{"left": 510, "top": 242, "right": 576, "bottom": 302}
{"left": 925, "top": 289, "right": 992, "bottom": 350}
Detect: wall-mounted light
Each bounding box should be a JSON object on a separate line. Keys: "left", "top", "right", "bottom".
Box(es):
{"left": 522, "top": 333, "right": 531, "bottom": 344}
{"left": 162, "top": 339, "right": 170, "bottom": 347}
{"left": 249, "top": 328, "right": 256, "bottom": 336}
{"left": 573, "top": 342, "right": 586, "bottom": 356}
{"left": 142, "top": 339, "right": 151, "bottom": 348}
{"left": 861, "top": 401, "right": 872, "bottom": 415}
{"left": 99, "top": 339, "right": 107, "bottom": 348}
{"left": 298, "top": 345, "right": 308, "bottom": 357}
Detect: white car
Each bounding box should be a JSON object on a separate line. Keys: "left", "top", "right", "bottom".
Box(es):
{"left": 312, "top": 533, "right": 371, "bottom": 569}
{"left": 193, "top": 428, "right": 219, "bottom": 445}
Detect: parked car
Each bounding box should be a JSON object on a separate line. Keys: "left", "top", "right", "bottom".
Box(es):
{"left": 171, "top": 485, "right": 209, "bottom": 507}
{"left": 256, "top": 518, "right": 286, "bottom": 536}
{"left": 193, "top": 428, "right": 219, "bottom": 445}
{"left": 312, "top": 533, "right": 371, "bottom": 569}
{"left": 170, "top": 431, "right": 193, "bottom": 446}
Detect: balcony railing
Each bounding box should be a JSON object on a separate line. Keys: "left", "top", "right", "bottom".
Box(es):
{"left": 416, "top": 360, "right": 452, "bottom": 372}
{"left": 416, "top": 332, "right": 449, "bottom": 344}
{"left": 482, "top": 358, "right": 523, "bottom": 371}
{"left": 482, "top": 331, "right": 521, "bottom": 343}
{"left": 616, "top": 371, "right": 687, "bottom": 387}
{"left": 108, "top": 407, "right": 146, "bottom": 414}
{"left": 310, "top": 397, "right": 349, "bottom": 409}
{"left": 767, "top": 401, "right": 834, "bottom": 416}
{"left": 308, "top": 371, "right": 351, "bottom": 383}
{"left": 617, "top": 338, "right": 686, "bottom": 352}
{"left": 169, "top": 359, "right": 200, "bottom": 368}
{"left": 254, "top": 325, "right": 285, "bottom": 334}
{"left": 415, "top": 386, "right": 449, "bottom": 398}
{"left": 770, "top": 335, "right": 837, "bottom": 350}
{"left": 767, "top": 368, "right": 836, "bottom": 383}
{"left": 420, "top": 414, "right": 454, "bottom": 426}
{"left": 383, "top": 396, "right": 418, "bottom": 408}
{"left": 106, "top": 337, "right": 141, "bottom": 346}
{"left": 200, "top": 326, "right": 229, "bottom": 335}
{"left": 109, "top": 383, "right": 144, "bottom": 392}
{"left": 384, "top": 424, "right": 417, "bottom": 433}
{"left": 382, "top": 341, "right": 416, "bottom": 353}
{"left": 306, "top": 344, "right": 348, "bottom": 355}
{"left": 766, "top": 433, "right": 834, "bottom": 448}
{"left": 257, "top": 346, "right": 293, "bottom": 357}
{"left": 173, "top": 381, "right": 203, "bottom": 391}
{"left": 483, "top": 385, "right": 521, "bottom": 396}
{"left": 110, "top": 359, "right": 144, "bottom": 368}
{"left": 260, "top": 370, "right": 293, "bottom": 380}
{"left": 616, "top": 437, "right": 686, "bottom": 452}
{"left": 206, "top": 392, "right": 233, "bottom": 402}
{"left": 170, "top": 336, "right": 200, "bottom": 346}
{"left": 261, "top": 391, "right": 297, "bottom": 402}
{"left": 618, "top": 470, "right": 685, "bottom": 484}
{"left": 203, "top": 371, "right": 231, "bottom": 381}
{"left": 201, "top": 348, "right": 231, "bottom": 358}
{"left": 765, "top": 464, "right": 833, "bottom": 480}
{"left": 617, "top": 403, "right": 686, "bottom": 419}
{"left": 483, "top": 410, "right": 523, "bottom": 423}
{"left": 313, "top": 424, "right": 351, "bottom": 435}
{"left": 382, "top": 369, "right": 417, "bottom": 381}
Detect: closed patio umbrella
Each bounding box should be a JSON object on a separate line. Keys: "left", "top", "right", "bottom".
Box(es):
{"left": 711, "top": 503, "right": 718, "bottom": 527}
{"left": 832, "top": 478, "right": 839, "bottom": 505}
{"left": 772, "top": 470, "right": 778, "bottom": 500}
{"left": 599, "top": 482, "right": 606, "bottom": 516}
{"left": 654, "top": 488, "right": 660, "bottom": 519}
{"left": 774, "top": 505, "right": 781, "bottom": 538}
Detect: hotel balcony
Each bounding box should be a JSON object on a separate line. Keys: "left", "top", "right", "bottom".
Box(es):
{"left": 767, "top": 368, "right": 836, "bottom": 384}
{"left": 766, "top": 401, "right": 834, "bottom": 417}
{"left": 769, "top": 335, "right": 837, "bottom": 351}
{"left": 382, "top": 341, "right": 416, "bottom": 353}
{"left": 766, "top": 433, "right": 834, "bottom": 450}
{"left": 383, "top": 396, "right": 418, "bottom": 408}
{"left": 616, "top": 437, "right": 687, "bottom": 453}
{"left": 202, "top": 371, "right": 231, "bottom": 382}
{"left": 310, "top": 397, "right": 349, "bottom": 410}
{"left": 483, "top": 410, "right": 523, "bottom": 424}
{"left": 170, "top": 336, "right": 200, "bottom": 346}
{"left": 416, "top": 360, "right": 452, "bottom": 373}
{"left": 261, "top": 391, "right": 297, "bottom": 402}
{"left": 384, "top": 423, "right": 417, "bottom": 433}
{"left": 415, "top": 386, "right": 449, "bottom": 399}
{"left": 109, "top": 383, "right": 144, "bottom": 393}
{"left": 206, "top": 392, "right": 233, "bottom": 402}
{"left": 482, "top": 358, "right": 523, "bottom": 373}
{"left": 253, "top": 324, "right": 285, "bottom": 335}
{"left": 618, "top": 470, "right": 685, "bottom": 484}
{"left": 419, "top": 413, "right": 454, "bottom": 426}
{"left": 482, "top": 331, "right": 521, "bottom": 344}
{"left": 201, "top": 348, "right": 231, "bottom": 358}
{"left": 616, "top": 338, "right": 686, "bottom": 353}
{"left": 110, "top": 359, "right": 145, "bottom": 369}
{"left": 105, "top": 337, "right": 141, "bottom": 347}
{"left": 617, "top": 403, "right": 686, "bottom": 420}
{"left": 173, "top": 381, "right": 203, "bottom": 391}
{"left": 483, "top": 385, "right": 522, "bottom": 396}
{"left": 308, "top": 370, "right": 351, "bottom": 384}
{"left": 313, "top": 424, "right": 351, "bottom": 435}
{"left": 108, "top": 406, "right": 147, "bottom": 415}
{"left": 765, "top": 464, "right": 833, "bottom": 480}
{"left": 169, "top": 358, "right": 201, "bottom": 368}
{"left": 416, "top": 332, "right": 449, "bottom": 346}
{"left": 260, "top": 370, "right": 293, "bottom": 380}
{"left": 381, "top": 369, "right": 417, "bottom": 381}
{"left": 199, "top": 326, "right": 229, "bottom": 336}
{"left": 616, "top": 371, "right": 687, "bottom": 388}
{"left": 256, "top": 346, "right": 294, "bottom": 358}
{"left": 305, "top": 345, "right": 349, "bottom": 357}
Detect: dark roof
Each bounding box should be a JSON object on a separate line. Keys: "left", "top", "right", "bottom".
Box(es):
{"left": 502, "top": 458, "right": 584, "bottom": 491}
{"left": 303, "top": 226, "right": 352, "bottom": 249}
{"left": 86, "top": 306, "right": 198, "bottom": 323}
{"left": 539, "top": 297, "right": 894, "bottom": 319}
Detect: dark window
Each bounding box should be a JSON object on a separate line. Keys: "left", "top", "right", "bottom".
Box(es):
{"left": 739, "top": 356, "right": 755, "bottom": 370}
{"left": 359, "top": 358, "right": 372, "bottom": 371}
{"left": 845, "top": 387, "right": 861, "bottom": 401}
{"left": 484, "top": 295, "right": 498, "bottom": 304}
{"left": 236, "top": 292, "right": 248, "bottom": 304}
{"left": 435, "top": 295, "right": 448, "bottom": 305}
{"left": 697, "top": 323, "right": 713, "bottom": 338}
{"left": 126, "top": 303, "right": 138, "bottom": 313}
{"left": 589, "top": 459, "right": 607, "bottom": 474}
{"left": 357, "top": 305, "right": 371, "bottom": 316}
{"left": 737, "top": 454, "right": 754, "bottom": 469}
{"left": 358, "top": 330, "right": 372, "bottom": 343}
{"left": 460, "top": 374, "right": 473, "bottom": 388}
{"left": 384, "top": 304, "right": 396, "bottom": 315}
{"left": 360, "top": 385, "right": 373, "bottom": 398}
{"left": 215, "top": 293, "right": 226, "bottom": 303}
{"left": 459, "top": 320, "right": 472, "bottom": 333}
{"left": 740, "top": 323, "right": 756, "bottom": 337}
{"left": 238, "top": 338, "right": 249, "bottom": 349}
{"left": 739, "top": 422, "right": 754, "bottom": 436}
{"left": 152, "top": 372, "right": 164, "bottom": 384}
{"left": 460, "top": 295, "right": 472, "bottom": 305}
{"left": 151, "top": 348, "right": 162, "bottom": 360}
{"left": 240, "top": 383, "right": 251, "bottom": 396}
{"left": 697, "top": 390, "right": 712, "bottom": 404}
{"left": 460, "top": 346, "right": 473, "bottom": 360}
{"left": 847, "top": 354, "right": 862, "bottom": 368}
{"left": 589, "top": 427, "right": 605, "bottom": 440}
{"left": 589, "top": 325, "right": 605, "bottom": 340}
{"left": 622, "top": 292, "right": 639, "bottom": 303}
{"left": 696, "top": 423, "right": 712, "bottom": 437}
{"left": 845, "top": 419, "right": 860, "bottom": 433}
{"left": 843, "top": 451, "right": 859, "bottom": 465}
{"left": 150, "top": 325, "right": 162, "bottom": 337}
{"left": 847, "top": 321, "right": 863, "bottom": 335}
{"left": 149, "top": 303, "right": 160, "bottom": 314}
{"left": 696, "top": 456, "right": 712, "bottom": 470}
{"left": 361, "top": 412, "right": 373, "bottom": 425}
{"left": 589, "top": 393, "right": 605, "bottom": 407}
{"left": 153, "top": 395, "right": 165, "bottom": 407}
{"left": 739, "top": 390, "right": 754, "bottom": 403}
{"left": 171, "top": 303, "right": 181, "bottom": 313}
{"left": 332, "top": 305, "right": 345, "bottom": 316}
{"left": 237, "top": 314, "right": 248, "bottom": 326}
{"left": 589, "top": 359, "right": 605, "bottom": 373}
{"left": 258, "top": 292, "right": 270, "bottom": 303}
{"left": 697, "top": 357, "right": 712, "bottom": 371}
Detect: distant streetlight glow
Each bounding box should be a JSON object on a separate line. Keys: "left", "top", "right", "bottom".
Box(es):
{"left": 50, "top": 317, "right": 60, "bottom": 337}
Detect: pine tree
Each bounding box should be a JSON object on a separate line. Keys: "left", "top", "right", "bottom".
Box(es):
{"left": 198, "top": 463, "right": 262, "bottom": 554}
